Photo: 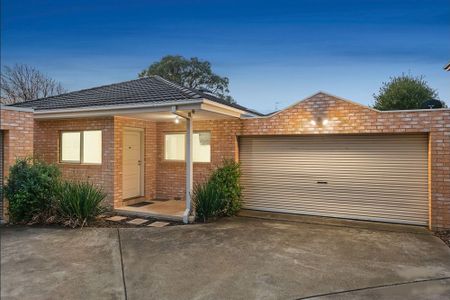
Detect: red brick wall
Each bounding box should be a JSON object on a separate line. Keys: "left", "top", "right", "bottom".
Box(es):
{"left": 34, "top": 118, "right": 115, "bottom": 207}
{"left": 25, "top": 92, "right": 450, "bottom": 229}
{"left": 155, "top": 119, "right": 241, "bottom": 200}
{"left": 0, "top": 107, "right": 34, "bottom": 219}
{"left": 241, "top": 93, "right": 450, "bottom": 229}
{"left": 34, "top": 116, "right": 158, "bottom": 209}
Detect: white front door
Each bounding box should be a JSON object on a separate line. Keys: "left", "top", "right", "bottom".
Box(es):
{"left": 123, "top": 130, "right": 142, "bottom": 199}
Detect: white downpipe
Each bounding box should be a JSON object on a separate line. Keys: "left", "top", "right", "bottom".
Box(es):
{"left": 183, "top": 113, "right": 193, "bottom": 223}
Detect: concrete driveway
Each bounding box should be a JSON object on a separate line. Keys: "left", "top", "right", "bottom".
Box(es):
{"left": 1, "top": 217, "right": 450, "bottom": 300}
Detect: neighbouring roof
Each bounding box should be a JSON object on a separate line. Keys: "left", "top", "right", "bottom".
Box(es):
{"left": 11, "top": 75, "right": 262, "bottom": 115}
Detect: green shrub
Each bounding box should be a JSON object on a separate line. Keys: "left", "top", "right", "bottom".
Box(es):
{"left": 56, "top": 180, "right": 106, "bottom": 227}
{"left": 209, "top": 159, "right": 242, "bottom": 216}
{"left": 193, "top": 181, "right": 225, "bottom": 222}
{"left": 4, "top": 158, "right": 61, "bottom": 223}
{"left": 193, "top": 160, "right": 242, "bottom": 222}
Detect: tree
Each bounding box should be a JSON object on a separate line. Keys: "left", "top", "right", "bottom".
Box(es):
{"left": 1, "top": 64, "right": 67, "bottom": 104}
{"left": 372, "top": 74, "right": 443, "bottom": 110}
{"left": 139, "top": 55, "right": 234, "bottom": 102}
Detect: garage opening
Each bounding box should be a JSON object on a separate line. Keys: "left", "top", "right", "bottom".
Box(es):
{"left": 239, "top": 134, "right": 428, "bottom": 225}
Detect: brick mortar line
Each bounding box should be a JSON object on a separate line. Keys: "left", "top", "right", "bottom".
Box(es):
{"left": 296, "top": 276, "right": 450, "bottom": 299}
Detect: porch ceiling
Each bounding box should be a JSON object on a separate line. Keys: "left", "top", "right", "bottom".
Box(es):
{"left": 119, "top": 109, "right": 238, "bottom": 121}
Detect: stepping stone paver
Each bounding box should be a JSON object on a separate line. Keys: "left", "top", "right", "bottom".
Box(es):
{"left": 106, "top": 216, "right": 127, "bottom": 222}
{"left": 127, "top": 218, "right": 149, "bottom": 225}
{"left": 147, "top": 221, "right": 170, "bottom": 228}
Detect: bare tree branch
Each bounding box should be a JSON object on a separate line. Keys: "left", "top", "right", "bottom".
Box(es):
{"left": 0, "top": 64, "right": 67, "bottom": 104}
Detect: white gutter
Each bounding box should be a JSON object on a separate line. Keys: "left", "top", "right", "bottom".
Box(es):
{"left": 32, "top": 99, "right": 204, "bottom": 118}
{"left": 31, "top": 98, "right": 251, "bottom": 119}
{"left": 0, "top": 104, "right": 34, "bottom": 113}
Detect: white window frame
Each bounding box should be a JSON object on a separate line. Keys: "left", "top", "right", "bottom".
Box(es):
{"left": 164, "top": 131, "right": 211, "bottom": 163}
{"left": 60, "top": 130, "right": 102, "bottom": 165}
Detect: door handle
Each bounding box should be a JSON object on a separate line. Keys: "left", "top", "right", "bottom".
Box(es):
{"left": 317, "top": 181, "right": 328, "bottom": 184}
{"left": 137, "top": 160, "right": 142, "bottom": 166}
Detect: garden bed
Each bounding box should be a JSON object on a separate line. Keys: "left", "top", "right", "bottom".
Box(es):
{"left": 434, "top": 230, "right": 450, "bottom": 248}
{"left": 1, "top": 212, "right": 183, "bottom": 229}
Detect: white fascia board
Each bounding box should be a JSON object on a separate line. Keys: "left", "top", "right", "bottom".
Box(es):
{"left": 0, "top": 104, "right": 34, "bottom": 112}
{"left": 200, "top": 99, "right": 246, "bottom": 118}
{"left": 33, "top": 100, "right": 204, "bottom": 119}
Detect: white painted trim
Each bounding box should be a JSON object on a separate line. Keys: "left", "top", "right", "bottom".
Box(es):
{"left": 34, "top": 99, "right": 202, "bottom": 113}
{"left": 202, "top": 99, "right": 247, "bottom": 115}
{"left": 123, "top": 126, "right": 144, "bottom": 132}
{"left": 200, "top": 102, "right": 242, "bottom": 118}
{"left": 0, "top": 104, "right": 34, "bottom": 112}
{"left": 122, "top": 128, "right": 145, "bottom": 199}
{"left": 32, "top": 98, "right": 251, "bottom": 119}
{"left": 33, "top": 100, "right": 203, "bottom": 119}
{"left": 183, "top": 113, "right": 193, "bottom": 224}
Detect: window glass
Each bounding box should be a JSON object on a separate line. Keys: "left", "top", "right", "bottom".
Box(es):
{"left": 193, "top": 132, "right": 211, "bottom": 162}
{"left": 164, "top": 132, "right": 211, "bottom": 162}
{"left": 83, "top": 130, "right": 102, "bottom": 164}
{"left": 165, "top": 133, "right": 185, "bottom": 160}
{"left": 61, "top": 132, "right": 81, "bottom": 162}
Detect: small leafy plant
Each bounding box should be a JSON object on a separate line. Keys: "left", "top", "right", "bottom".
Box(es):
{"left": 193, "top": 160, "right": 242, "bottom": 222}
{"left": 209, "top": 159, "right": 242, "bottom": 216}
{"left": 193, "top": 181, "right": 225, "bottom": 222}
{"left": 4, "top": 158, "right": 61, "bottom": 223}
{"left": 56, "top": 180, "right": 106, "bottom": 227}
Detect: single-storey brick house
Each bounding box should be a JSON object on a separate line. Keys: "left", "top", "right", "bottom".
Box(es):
{"left": 1, "top": 76, "right": 449, "bottom": 229}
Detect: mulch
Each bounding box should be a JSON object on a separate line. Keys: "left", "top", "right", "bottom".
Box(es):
{"left": 434, "top": 230, "right": 450, "bottom": 248}
{"left": 0, "top": 212, "right": 183, "bottom": 229}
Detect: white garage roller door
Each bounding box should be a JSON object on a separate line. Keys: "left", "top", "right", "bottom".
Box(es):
{"left": 240, "top": 134, "right": 428, "bottom": 225}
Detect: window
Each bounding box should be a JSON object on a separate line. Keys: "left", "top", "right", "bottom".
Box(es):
{"left": 164, "top": 132, "right": 211, "bottom": 163}
{"left": 61, "top": 132, "right": 81, "bottom": 162}
{"left": 193, "top": 132, "right": 211, "bottom": 163}
{"left": 165, "top": 133, "right": 185, "bottom": 161}
{"left": 60, "top": 130, "right": 102, "bottom": 164}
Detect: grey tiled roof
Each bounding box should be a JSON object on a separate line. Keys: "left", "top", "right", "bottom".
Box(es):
{"left": 12, "top": 75, "right": 260, "bottom": 115}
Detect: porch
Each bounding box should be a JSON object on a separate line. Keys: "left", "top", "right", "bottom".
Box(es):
{"left": 33, "top": 91, "right": 247, "bottom": 223}
{"left": 109, "top": 102, "right": 244, "bottom": 223}
{"left": 115, "top": 199, "right": 186, "bottom": 222}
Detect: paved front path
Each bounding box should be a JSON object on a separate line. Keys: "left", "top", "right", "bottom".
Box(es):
{"left": 1, "top": 217, "right": 450, "bottom": 299}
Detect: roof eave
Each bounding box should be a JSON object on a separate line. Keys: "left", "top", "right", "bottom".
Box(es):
{"left": 33, "top": 99, "right": 204, "bottom": 119}
{"left": 1, "top": 104, "right": 34, "bottom": 113}
{"left": 201, "top": 99, "right": 252, "bottom": 117}
{"left": 32, "top": 98, "right": 251, "bottom": 120}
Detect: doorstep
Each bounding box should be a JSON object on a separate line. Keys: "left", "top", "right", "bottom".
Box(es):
{"left": 114, "top": 207, "right": 184, "bottom": 222}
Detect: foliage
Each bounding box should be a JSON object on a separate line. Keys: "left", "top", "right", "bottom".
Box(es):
{"left": 56, "top": 180, "right": 106, "bottom": 227}
{"left": 3, "top": 158, "right": 61, "bottom": 223}
{"left": 372, "top": 74, "right": 443, "bottom": 110}
{"left": 193, "top": 160, "right": 242, "bottom": 222}
{"left": 139, "top": 55, "right": 234, "bottom": 103}
{"left": 209, "top": 159, "right": 242, "bottom": 216}
{"left": 193, "top": 180, "right": 225, "bottom": 223}
{"left": 1, "top": 64, "right": 66, "bottom": 104}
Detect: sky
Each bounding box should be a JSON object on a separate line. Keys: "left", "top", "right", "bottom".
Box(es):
{"left": 2, "top": 0, "right": 449, "bottom": 113}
